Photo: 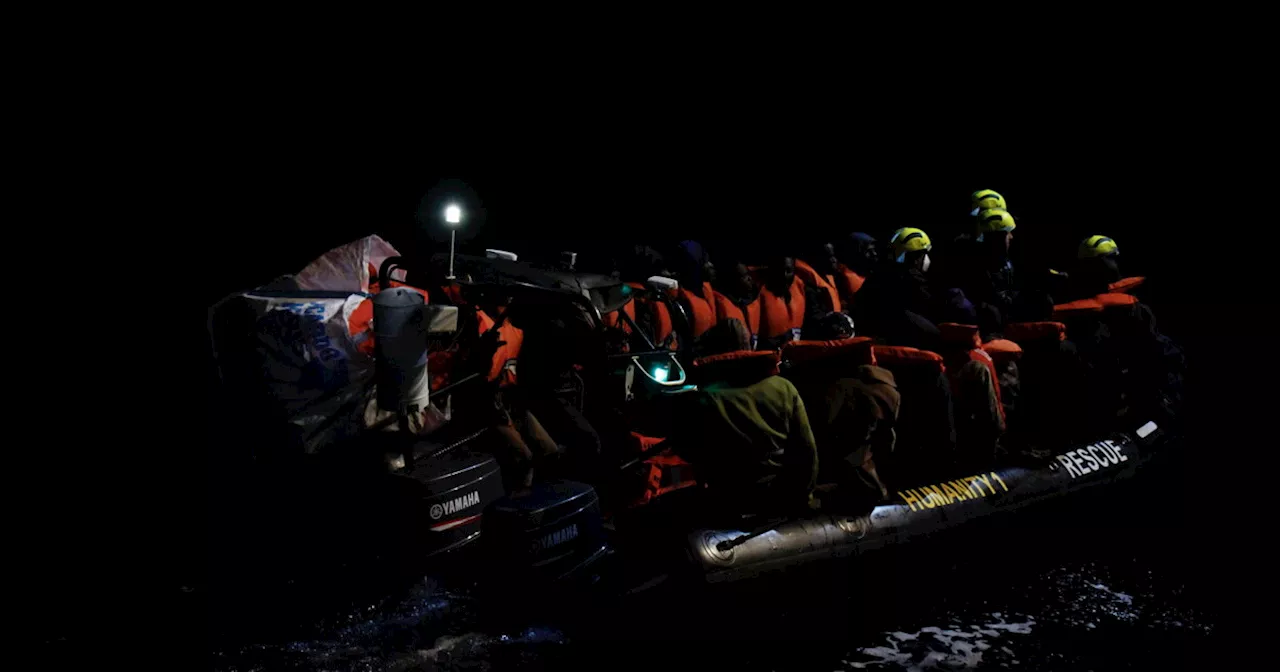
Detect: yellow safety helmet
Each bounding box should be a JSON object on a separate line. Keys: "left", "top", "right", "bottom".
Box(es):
{"left": 1079, "top": 235, "right": 1119, "bottom": 259}
{"left": 970, "top": 189, "right": 1006, "bottom": 215}
{"left": 975, "top": 208, "right": 1016, "bottom": 241}
{"left": 889, "top": 227, "right": 932, "bottom": 263}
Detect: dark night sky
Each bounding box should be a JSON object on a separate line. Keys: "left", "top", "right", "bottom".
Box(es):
{"left": 207, "top": 128, "right": 1212, "bottom": 309}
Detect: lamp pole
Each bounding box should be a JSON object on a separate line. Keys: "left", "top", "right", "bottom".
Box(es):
{"left": 445, "top": 204, "right": 462, "bottom": 279}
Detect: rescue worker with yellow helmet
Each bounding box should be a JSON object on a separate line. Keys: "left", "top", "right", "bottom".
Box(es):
{"left": 1066, "top": 234, "right": 1124, "bottom": 301}
{"left": 1079, "top": 234, "right": 1119, "bottom": 259}
{"left": 970, "top": 189, "right": 1007, "bottom": 216}
{"left": 852, "top": 227, "right": 948, "bottom": 350}
{"left": 947, "top": 207, "right": 1024, "bottom": 336}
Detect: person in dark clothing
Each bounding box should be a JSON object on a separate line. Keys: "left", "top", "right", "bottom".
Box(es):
{"left": 506, "top": 298, "right": 609, "bottom": 484}
{"left": 843, "top": 232, "right": 880, "bottom": 275}
{"left": 852, "top": 227, "right": 944, "bottom": 350}
{"left": 829, "top": 233, "right": 878, "bottom": 303}
{"left": 946, "top": 208, "right": 1034, "bottom": 337}
{"left": 785, "top": 350, "right": 901, "bottom": 512}
{"left": 672, "top": 240, "right": 717, "bottom": 287}
{"left": 818, "top": 366, "right": 900, "bottom": 503}
{"left": 1066, "top": 235, "right": 1125, "bottom": 301}
{"left": 1066, "top": 235, "right": 1183, "bottom": 425}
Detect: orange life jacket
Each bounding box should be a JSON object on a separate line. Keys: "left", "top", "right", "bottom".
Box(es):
{"left": 678, "top": 282, "right": 718, "bottom": 338}
{"left": 348, "top": 274, "right": 432, "bottom": 357}
{"left": 1004, "top": 321, "right": 1067, "bottom": 343}
{"left": 1108, "top": 276, "right": 1146, "bottom": 294}
{"left": 1095, "top": 292, "right": 1139, "bottom": 309}
{"left": 758, "top": 279, "right": 807, "bottom": 341}
{"left": 424, "top": 308, "right": 522, "bottom": 392}
{"left": 602, "top": 298, "right": 636, "bottom": 332}
{"left": 690, "top": 349, "right": 781, "bottom": 385}
{"left": 834, "top": 265, "right": 866, "bottom": 304}
{"left": 1052, "top": 292, "right": 1139, "bottom": 319}
{"left": 980, "top": 339, "right": 1023, "bottom": 367}
{"left": 626, "top": 282, "right": 679, "bottom": 351}
{"left": 712, "top": 290, "right": 761, "bottom": 342}
{"left": 475, "top": 310, "right": 523, "bottom": 386}
{"left": 793, "top": 259, "right": 842, "bottom": 314}
{"left": 622, "top": 432, "right": 698, "bottom": 510}
{"left": 938, "top": 323, "right": 1005, "bottom": 423}
{"left": 872, "top": 345, "right": 946, "bottom": 373}
{"left": 781, "top": 337, "right": 877, "bottom": 370}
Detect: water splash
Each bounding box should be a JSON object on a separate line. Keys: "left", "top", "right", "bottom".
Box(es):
{"left": 847, "top": 615, "right": 1035, "bottom": 670}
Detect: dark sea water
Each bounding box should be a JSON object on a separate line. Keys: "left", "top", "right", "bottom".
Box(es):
{"left": 203, "top": 456, "right": 1219, "bottom": 672}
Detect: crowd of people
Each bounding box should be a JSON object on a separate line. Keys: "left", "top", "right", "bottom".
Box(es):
{"left": 410, "top": 189, "right": 1185, "bottom": 519}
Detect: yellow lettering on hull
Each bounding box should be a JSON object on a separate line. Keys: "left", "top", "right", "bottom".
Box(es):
{"left": 897, "top": 472, "right": 1011, "bottom": 511}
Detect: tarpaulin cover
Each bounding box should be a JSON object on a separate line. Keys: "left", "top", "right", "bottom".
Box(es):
{"left": 210, "top": 235, "right": 436, "bottom": 453}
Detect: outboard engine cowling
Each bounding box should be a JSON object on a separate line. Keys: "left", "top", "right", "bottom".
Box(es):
{"left": 397, "top": 446, "right": 505, "bottom": 557}
{"left": 483, "top": 481, "right": 608, "bottom": 582}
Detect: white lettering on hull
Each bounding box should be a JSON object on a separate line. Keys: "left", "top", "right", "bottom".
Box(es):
{"left": 1054, "top": 440, "right": 1129, "bottom": 479}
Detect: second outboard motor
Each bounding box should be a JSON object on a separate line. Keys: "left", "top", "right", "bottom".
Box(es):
{"left": 482, "top": 481, "right": 608, "bottom": 584}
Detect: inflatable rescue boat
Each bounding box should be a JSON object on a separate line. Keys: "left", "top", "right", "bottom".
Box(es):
{"left": 208, "top": 239, "right": 1182, "bottom": 594}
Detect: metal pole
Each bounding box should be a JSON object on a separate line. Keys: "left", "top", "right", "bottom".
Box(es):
{"left": 448, "top": 229, "right": 456, "bottom": 279}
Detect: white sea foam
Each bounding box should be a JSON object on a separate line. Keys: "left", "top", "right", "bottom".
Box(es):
{"left": 849, "top": 615, "right": 1035, "bottom": 670}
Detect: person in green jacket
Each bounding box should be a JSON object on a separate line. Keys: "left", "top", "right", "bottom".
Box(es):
{"left": 675, "top": 326, "right": 819, "bottom": 517}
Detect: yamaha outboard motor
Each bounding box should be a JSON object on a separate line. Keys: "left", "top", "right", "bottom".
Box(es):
{"left": 482, "top": 481, "right": 609, "bottom": 585}
{"left": 371, "top": 287, "right": 504, "bottom": 559}
{"left": 391, "top": 440, "right": 507, "bottom": 558}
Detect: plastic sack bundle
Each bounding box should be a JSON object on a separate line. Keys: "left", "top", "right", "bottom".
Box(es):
{"left": 293, "top": 234, "right": 401, "bottom": 293}
{"left": 210, "top": 235, "right": 435, "bottom": 454}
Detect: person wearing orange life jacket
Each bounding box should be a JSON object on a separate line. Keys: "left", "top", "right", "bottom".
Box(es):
{"left": 711, "top": 253, "right": 763, "bottom": 349}
{"left": 671, "top": 240, "right": 720, "bottom": 340}
{"left": 936, "top": 323, "right": 1007, "bottom": 468}
{"left": 757, "top": 254, "right": 815, "bottom": 350}
{"left": 829, "top": 233, "right": 878, "bottom": 306}
{"left": 617, "top": 245, "right": 680, "bottom": 351}
{"left": 793, "top": 248, "right": 843, "bottom": 315}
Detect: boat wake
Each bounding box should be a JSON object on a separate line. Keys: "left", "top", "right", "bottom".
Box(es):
{"left": 843, "top": 561, "right": 1213, "bottom": 670}
{"left": 847, "top": 615, "right": 1036, "bottom": 670}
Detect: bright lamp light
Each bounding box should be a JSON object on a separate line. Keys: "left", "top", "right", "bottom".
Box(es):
{"left": 445, "top": 204, "right": 462, "bottom": 224}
